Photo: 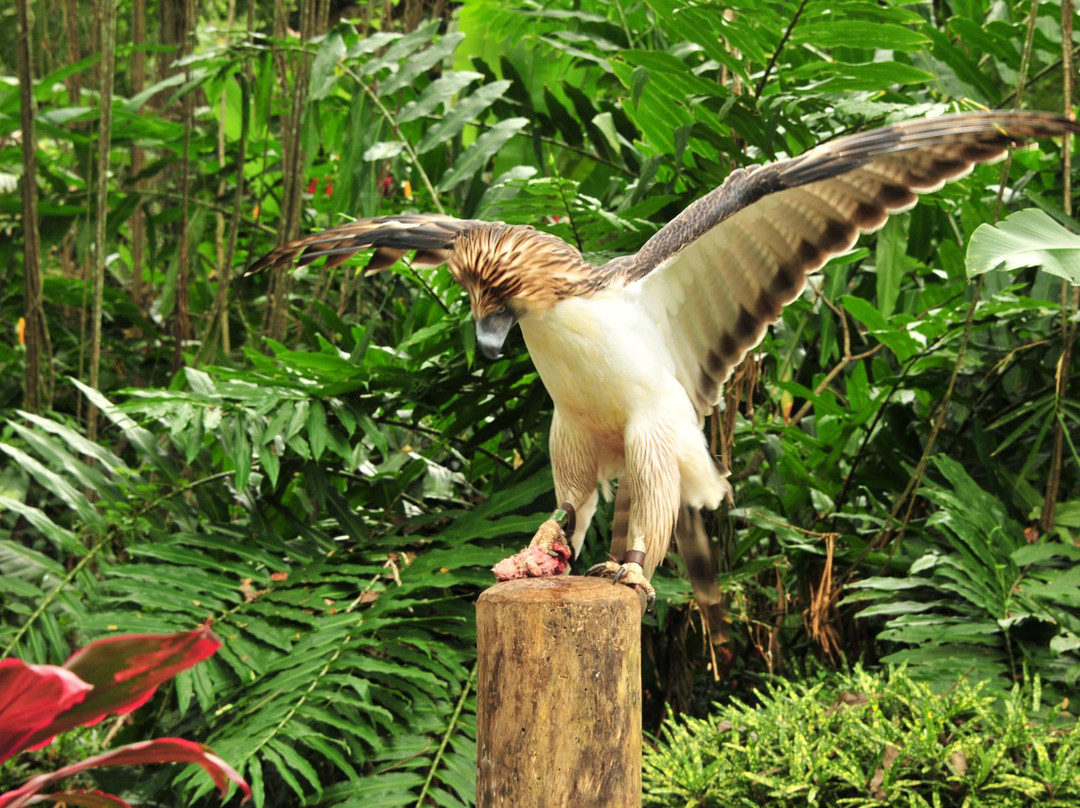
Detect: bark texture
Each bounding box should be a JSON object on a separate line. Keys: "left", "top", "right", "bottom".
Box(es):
{"left": 476, "top": 577, "right": 642, "bottom": 808}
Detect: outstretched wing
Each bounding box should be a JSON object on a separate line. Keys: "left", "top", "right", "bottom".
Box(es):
{"left": 621, "top": 111, "right": 1078, "bottom": 416}
{"left": 244, "top": 213, "right": 480, "bottom": 276}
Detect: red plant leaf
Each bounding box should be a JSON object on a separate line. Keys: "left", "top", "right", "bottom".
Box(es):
{"left": 24, "top": 627, "right": 221, "bottom": 750}
{"left": 25, "top": 790, "right": 132, "bottom": 808}
{"left": 0, "top": 660, "right": 93, "bottom": 764}
{"left": 0, "top": 738, "right": 251, "bottom": 808}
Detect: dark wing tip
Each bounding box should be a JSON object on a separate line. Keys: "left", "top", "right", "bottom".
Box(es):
{"left": 243, "top": 245, "right": 300, "bottom": 277}
{"left": 782, "top": 109, "right": 1079, "bottom": 188}
{"left": 242, "top": 214, "right": 471, "bottom": 278}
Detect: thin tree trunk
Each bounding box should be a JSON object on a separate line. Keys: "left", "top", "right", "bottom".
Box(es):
{"left": 264, "top": 0, "right": 324, "bottom": 342}
{"left": 1041, "top": 0, "right": 1076, "bottom": 532}
{"left": 63, "top": 0, "right": 82, "bottom": 105}
{"left": 87, "top": 0, "right": 117, "bottom": 442}
{"left": 212, "top": 0, "right": 232, "bottom": 356}
{"left": 150, "top": 0, "right": 189, "bottom": 337}
{"left": 217, "top": 0, "right": 238, "bottom": 355}
{"left": 17, "top": 0, "right": 50, "bottom": 413}
{"left": 173, "top": 0, "right": 196, "bottom": 369}
{"left": 36, "top": 0, "right": 54, "bottom": 76}
{"left": 198, "top": 0, "right": 248, "bottom": 365}
{"left": 129, "top": 0, "right": 147, "bottom": 307}
{"left": 158, "top": 0, "right": 185, "bottom": 89}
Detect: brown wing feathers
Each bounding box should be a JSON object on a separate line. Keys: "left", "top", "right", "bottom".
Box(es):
{"left": 243, "top": 214, "right": 474, "bottom": 277}
{"left": 622, "top": 111, "right": 1078, "bottom": 286}
{"left": 633, "top": 111, "right": 1078, "bottom": 416}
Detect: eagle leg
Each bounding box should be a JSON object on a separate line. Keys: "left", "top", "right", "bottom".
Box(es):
{"left": 527, "top": 503, "right": 576, "bottom": 557}
{"left": 585, "top": 557, "right": 656, "bottom": 611}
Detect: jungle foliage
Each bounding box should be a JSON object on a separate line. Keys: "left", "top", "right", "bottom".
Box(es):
{"left": 1, "top": 0, "right": 1078, "bottom": 805}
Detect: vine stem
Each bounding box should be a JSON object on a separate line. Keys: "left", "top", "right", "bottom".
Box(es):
{"left": 343, "top": 64, "right": 444, "bottom": 215}
{"left": 754, "top": 0, "right": 808, "bottom": 99}
{"left": 337, "top": 66, "right": 459, "bottom": 314}
{"left": 414, "top": 663, "right": 476, "bottom": 808}
{"left": 1, "top": 539, "right": 107, "bottom": 660}
{"left": 788, "top": 288, "right": 886, "bottom": 425}
{"left": 868, "top": 0, "right": 1043, "bottom": 552}
{"left": 871, "top": 279, "right": 982, "bottom": 553}
{"left": 554, "top": 177, "right": 585, "bottom": 252}
{"left": 373, "top": 416, "right": 514, "bottom": 470}
{"left": 998, "top": 45, "right": 1080, "bottom": 107}
{"left": 87, "top": 0, "right": 119, "bottom": 440}
{"left": 1041, "top": 0, "right": 1076, "bottom": 531}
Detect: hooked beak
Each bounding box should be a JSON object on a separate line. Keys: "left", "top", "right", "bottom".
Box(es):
{"left": 475, "top": 309, "right": 517, "bottom": 360}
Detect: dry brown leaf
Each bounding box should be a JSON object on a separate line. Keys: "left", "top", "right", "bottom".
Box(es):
{"left": 869, "top": 744, "right": 903, "bottom": 800}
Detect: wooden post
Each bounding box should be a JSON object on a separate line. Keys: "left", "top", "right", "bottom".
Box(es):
{"left": 476, "top": 577, "right": 642, "bottom": 807}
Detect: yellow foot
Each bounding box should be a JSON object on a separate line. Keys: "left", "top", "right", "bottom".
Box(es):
{"left": 586, "top": 560, "right": 656, "bottom": 610}
{"left": 528, "top": 503, "right": 576, "bottom": 556}
{"left": 529, "top": 518, "right": 566, "bottom": 556}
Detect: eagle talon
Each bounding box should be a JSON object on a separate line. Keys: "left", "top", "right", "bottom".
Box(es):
{"left": 585, "top": 560, "right": 621, "bottom": 577}
{"left": 586, "top": 560, "right": 655, "bottom": 611}
{"left": 528, "top": 518, "right": 566, "bottom": 555}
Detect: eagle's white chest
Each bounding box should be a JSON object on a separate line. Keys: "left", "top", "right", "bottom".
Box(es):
{"left": 517, "top": 291, "right": 730, "bottom": 511}
{"left": 518, "top": 292, "right": 687, "bottom": 437}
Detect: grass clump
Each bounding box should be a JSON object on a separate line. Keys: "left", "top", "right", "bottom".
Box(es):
{"left": 643, "top": 666, "right": 1079, "bottom": 807}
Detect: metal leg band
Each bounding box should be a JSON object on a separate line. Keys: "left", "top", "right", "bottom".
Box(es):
{"left": 553, "top": 502, "right": 576, "bottom": 539}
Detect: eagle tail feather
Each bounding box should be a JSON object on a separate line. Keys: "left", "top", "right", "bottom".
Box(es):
{"left": 676, "top": 506, "right": 729, "bottom": 645}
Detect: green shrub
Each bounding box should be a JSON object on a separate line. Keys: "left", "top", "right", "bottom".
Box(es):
{"left": 845, "top": 456, "right": 1080, "bottom": 701}
{"left": 644, "top": 666, "right": 1079, "bottom": 808}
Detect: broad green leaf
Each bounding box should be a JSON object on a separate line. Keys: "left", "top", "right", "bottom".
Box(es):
{"left": 362, "top": 21, "right": 439, "bottom": 76}
{"left": 436, "top": 117, "right": 528, "bottom": 192}
{"left": 966, "top": 208, "right": 1080, "bottom": 285}
{"left": 415, "top": 81, "right": 511, "bottom": 155}
{"left": 875, "top": 215, "right": 907, "bottom": 319}
{"left": 398, "top": 71, "right": 484, "bottom": 123}
{"left": 790, "top": 21, "right": 930, "bottom": 51}
{"left": 70, "top": 380, "right": 173, "bottom": 473}
{"left": 308, "top": 400, "right": 328, "bottom": 461}
{"left": 362, "top": 141, "right": 405, "bottom": 161}
{"left": 256, "top": 441, "right": 280, "bottom": 487}
{"left": 0, "top": 444, "right": 103, "bottom": 533}
{"left": 379, "top": 33, "right": 465, "bottom": 96}
{"left": 310, "top": 31, "right": 347, "bottom": 100}
{"left": 1010, "top": 542, "right": 1080, "bottom": 566}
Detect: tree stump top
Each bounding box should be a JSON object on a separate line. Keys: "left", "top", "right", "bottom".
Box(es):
{"left": 478, "top": 576, "right": 644, "bottom": 608}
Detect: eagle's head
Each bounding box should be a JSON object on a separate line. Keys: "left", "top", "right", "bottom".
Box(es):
{"left": 448, "top": 223, "right": 594, "bottom": 359}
